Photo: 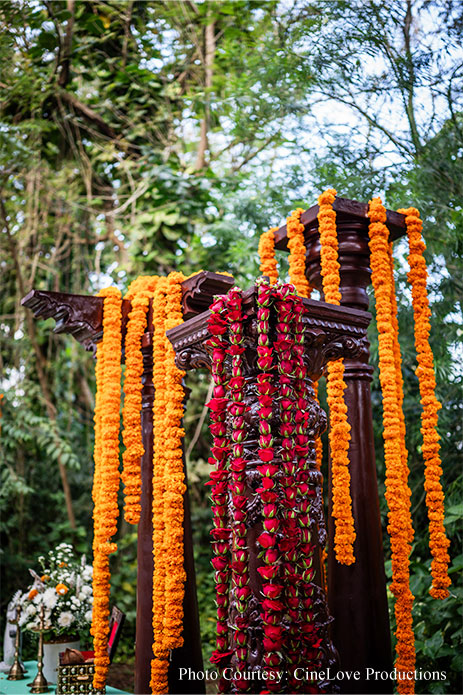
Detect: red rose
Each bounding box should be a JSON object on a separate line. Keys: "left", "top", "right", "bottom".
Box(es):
{"left": 263, "top": 638, "right": 282, "bottom": 651}
{"left": 233, "top": 494, "right": 247, "bottom": 509}
{"left": 258, "top": 463, "right": 279, "bottom": 477}
{"left": 210, "top": 422, "right": 227, "bottom": 437}
{"left": 260, "top": 477, "right": 275, "bottom": 490}
{"left": 258, "top": 448, "right": 274, "bottom": 462}
{"left": 208, "top": 319, "right": 227, "bottom": 335}
{"left": 258, "top": 489, "right": 278, "bottom": 503}
{"left": 229, "top": 376, "right": 245, "bottom": 389}
{"left": 263, "top": 584, "right": 284, "bottom": 599}
{"left": 235, "top": 586, "right": 251, "bottom": 600}
{"left": 257, "top": 532, "right": 276, "bottom": 548}
{"left": 265, "top": 654, "right": 282, "bottom": 667}
{"left": 211, "top": 556, "right": 228, "bottom": 570}
{"left": 257, "top": 565, "right": 279, "bottom": 580}
{"left": 229, "top": 402, "right": 246, "bottom": 416}
{"left": 234, "top": 679, "right": 248, "bottom": 691}
{"left": 262, "top": 598, "right": 284, "bottom": 611}
{"left": 213, "top": 541, "right": 229, "bottom": 555}
{"left": 207, "top": 397, "right": 228, "bottom": 412}
{"left": 265, "top": 548, "right": 279, "bottom": 563}
{"left": 263, "top": 518, "right": 279, "bottom": 533}
{"left": 210, "top": 650, "right": 233, "bottom": 665}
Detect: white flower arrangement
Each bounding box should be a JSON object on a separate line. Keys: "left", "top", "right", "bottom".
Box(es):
{"left": 16, "top": 543, "right": 93, "bottom": 640}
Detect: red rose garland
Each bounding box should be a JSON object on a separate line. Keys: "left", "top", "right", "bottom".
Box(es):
{"left": 291, "top": 294, "right": 322, "bottom": 686}
{"left": 273, "top": 285, "right": 300, "bottom": 687}
{"left": 226, "top": 287, "right": 251, "bottom": 691}
{"left": 206, "top": 296, "right": 233, "bottom": 670}
{"left": 256, "top": 279, "right": 284, "bottom": 691}
{"left": 207, "top": 280, "right": 328, "bottom": 693}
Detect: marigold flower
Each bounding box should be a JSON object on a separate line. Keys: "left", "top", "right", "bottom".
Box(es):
{"left": 317, "top": 189, "right": 355, "bottom": 564}
{"left": 399, "top": 207, "right": 451, "bottom": 600}
{"left": 368, "top": 197, "right": 415, "bottom": 694}
{"left": 55, "top": 583, "right": 69, "bottom": 595}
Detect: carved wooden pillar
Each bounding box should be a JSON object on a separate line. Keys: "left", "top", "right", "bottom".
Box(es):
{"left": 274, "top": 199, "right": 406, "bottom": 693}
{"left": 167, "top": 287, "right": 372, "bottom": 692}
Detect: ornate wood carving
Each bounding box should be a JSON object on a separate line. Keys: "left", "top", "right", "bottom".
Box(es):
{"left": 21, "top": 272, "right": 235, "bottom": 353}
{"left": 167, "top": 291, "right": 370, "bottom": 381}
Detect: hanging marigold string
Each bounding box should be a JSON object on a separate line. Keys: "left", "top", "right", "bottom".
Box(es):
{"left": 287, "top": 208, "right": 311, "bottom": 298}
{"left": 387, "top": 246, "right": 414, "bottom": 547}
{"left": 368, "top": 198, "right": 415, "bottom": 695}
{"left": 317, "top": 188, "right": 355, "bottom": 565}
{"left": 258, "top": 227, "right": 279, "bottom": 285}
{"left": 163, "top": 272, "right": 187, "bottom": 646}
{"left": 285, "top": 208, "right": 324, "bottom": 470}
{"left": 122, "top": 276, "right": 159, "bottom": 525}
{"left": 398, "top": 207, "right": 451, "bottom": 600}
{"left": 150, "top": 278, "right": 169, "bottom": 694}
{"left": 91, "top": 287, "right": 122, "bottom": 691}
{"left": 150, "top": 272, "right": 187, "bottom": 695}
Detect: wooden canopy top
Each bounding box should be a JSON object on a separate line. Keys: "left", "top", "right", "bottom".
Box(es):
{"left": 273, "top": 196, "right": 407, "bottom": 250}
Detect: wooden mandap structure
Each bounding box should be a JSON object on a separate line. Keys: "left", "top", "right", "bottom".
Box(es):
{"left": 22, "top": 197, "right": 409, "bottom": 695}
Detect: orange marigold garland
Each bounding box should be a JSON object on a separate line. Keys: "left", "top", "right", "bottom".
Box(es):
{"left": 122, "top": 276, "right": 159, "bottom": 525}
{"left": 258, "top": 227, "right": 279, "bottom": 285}
{"left": 92, "top": 287, "right": 122, "bottom": 691}
{"left": 399, "top": 207, "right": 451, "bottom": 600}
{"left": 388, "top": 245, "right": 414, "bottom": 547}
{"left": 150, "top": 277, "right": 169, "bottom": 694}
{"left": 163, "top": 272, "right": 187, "bottom": 647}
{"left": 287, "top": 208, "right": 311, "bottom": 298}
{"left": 150, "top": 272, "right": 187, "bottom": 694}
{"left": 368, "top": 198, "right": 415, "bottom": 694}
{"left": 317, "top": 188, "right": 355, "bottom": 565}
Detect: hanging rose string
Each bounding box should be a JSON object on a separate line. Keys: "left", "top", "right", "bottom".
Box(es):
{"left": 91, "top": 287, "right": 122, "bottom": 691}
{"left": 368, "top": 198, "right": 415, "bottom": 695}
{"left": 290, "top": 291, "right": 323, "bottom": 689}
{"left": 273, "top": 284, "right": 301, "bottom": 688}
{"left": 398, "top": 207, "right": 451, "bottom": 599}
{"left": 206, "top": 296, "right": 232, "bottom": 675}
{"left": 227, "top": 287, "right": 251, "bottom": 692}
{"left": 256, "top": 278, "right": 284, "bottom": 692}
{"left": 317, "top": 188, "right": 355, "bottom": 565}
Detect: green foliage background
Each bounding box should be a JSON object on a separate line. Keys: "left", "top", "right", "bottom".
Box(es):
{"left": 0, "top": 1, "right": 461, "bottom": 693}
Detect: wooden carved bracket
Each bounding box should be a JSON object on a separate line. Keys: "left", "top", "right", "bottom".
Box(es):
{"left": 166, "top": 285, "right": 370, "bottom": 381}
{"left": 21, "top": 271, "right": 235, "bottom": 352}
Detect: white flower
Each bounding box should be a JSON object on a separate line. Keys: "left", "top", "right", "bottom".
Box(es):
{"left": 43, "top": 588, "right": 58, "bottom": 610}
{"left": 84, "top": 610, "right": 92, "bottom": 623}
{"left": 71, "top": 597, "right": 81, "bottom": 608}
{"left": 25, "top": 604, "right": 37, "bottom": 617}
{"left": 57, "top": 612, "right": 74, "bottom": 628}
{"left": 79, "top": 585, "right": 92, "bottom": 598}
